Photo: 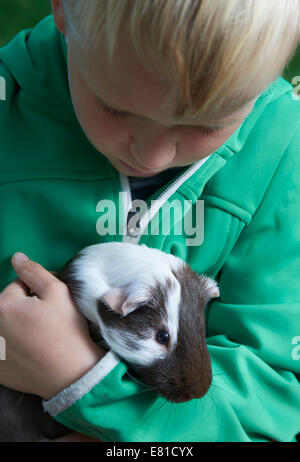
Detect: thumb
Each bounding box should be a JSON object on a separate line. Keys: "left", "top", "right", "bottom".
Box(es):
{"left": 11, "top": 252, "right": 59, "bottom": 300}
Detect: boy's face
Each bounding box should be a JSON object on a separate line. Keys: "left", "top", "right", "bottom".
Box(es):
{"left": 54, "top": 2, "right": 256, "bottom": 178}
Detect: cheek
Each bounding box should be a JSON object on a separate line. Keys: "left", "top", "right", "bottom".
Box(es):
{"left": 67, "top": 60, "right": 128, "bottom": 153}
{"left": 73, "top": 90, "right": 124, "bottom": 150}
{"left": 176, "top": 129, "right": 232, "bottom": 163}
{"left": 81, "top": 101, "right": 122, "bottom": 149}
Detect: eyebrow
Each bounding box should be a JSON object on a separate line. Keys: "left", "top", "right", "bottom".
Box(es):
{"left": 97, "top": 94, "right": 253, "bottom": 129}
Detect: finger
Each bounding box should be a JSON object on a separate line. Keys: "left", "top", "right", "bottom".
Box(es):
{"left": 0, "top": 277, "right": 31, "bottom": 301}
{"left": 11, "top": 252, "right": 60, "bottom": 300}
{"left": 49, "top": 271, "right": 58, "bottom": 277}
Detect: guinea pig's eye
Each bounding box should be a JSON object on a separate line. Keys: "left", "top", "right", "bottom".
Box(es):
{"left": 156, "top": 330, "right": 169, "bottom": 346}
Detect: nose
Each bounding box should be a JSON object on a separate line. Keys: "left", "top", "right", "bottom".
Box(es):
{"left": 169, "top": 388, "right": 209, "bottom": 404}
{"left": 160, "top": 374, "right": 212, "bottom": 403}
{"left": 129, "top": 130, "right": 177, "bottom": 170}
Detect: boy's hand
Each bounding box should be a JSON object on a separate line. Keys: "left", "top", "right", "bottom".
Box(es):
{"left": 0, "top": 253, "right": 105, "bottom": 400}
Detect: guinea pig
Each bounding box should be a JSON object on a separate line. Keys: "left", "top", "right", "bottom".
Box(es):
{"left": 59, "top": 242, "right": 219, "bottom": 403}
{"left": 0, "top": 242, "right": 219, "bottom": 441}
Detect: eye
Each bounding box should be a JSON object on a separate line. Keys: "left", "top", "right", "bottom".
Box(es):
{"left": 156, "top": 330, "right": 170, "bottom": 346}
{"left": 96, "top": 95, "right": 223, "bottom": 135}
{"left": 96, "top": 97, "right": 129, "bottom": 120}
{"left": 197, "top": 125, "right": 223, "bottom": 136}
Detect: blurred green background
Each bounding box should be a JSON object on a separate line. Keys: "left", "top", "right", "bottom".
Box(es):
{"left": 0, "top": 0, "right": 299, "bottom": 86}
{"left": 0, "top": 0, "right": 51, "bottom": 47}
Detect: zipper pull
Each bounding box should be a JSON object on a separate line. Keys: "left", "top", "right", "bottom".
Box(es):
{"left": 126, "top": 209, "right": 141, "bottom": 237}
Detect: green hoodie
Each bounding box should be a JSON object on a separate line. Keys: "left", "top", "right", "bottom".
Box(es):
{"left": 0, "top": 16, "right": 299, "bottom": 442}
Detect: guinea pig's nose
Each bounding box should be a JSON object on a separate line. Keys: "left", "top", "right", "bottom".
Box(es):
{"left": 165, "top": 375, "right": 212, "bottom": 403}
{"left": 165, "top": 388, "right": 209, "bottom": 403}
{"left": 177, "top": 391, "right": 206, "bottom": 403}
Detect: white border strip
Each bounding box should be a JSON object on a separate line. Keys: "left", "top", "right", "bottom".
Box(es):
{"left": 42, "top": 351, "right": 120, "bottom": 417}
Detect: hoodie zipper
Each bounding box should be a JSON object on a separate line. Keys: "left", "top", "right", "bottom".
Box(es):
{"left": 120, "top": 155, "right": 211, "bottom": 245}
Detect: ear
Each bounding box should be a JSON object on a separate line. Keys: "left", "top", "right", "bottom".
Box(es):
{"left": 205, "top": 278, "right": 220, "bottom": 300}
{"left": 197, "top": 275, "right": 220, "bottom": 303}
{"left": 101, "top": 288, "right": 128, "bottom": 315}
{"left": 51, "top": 0, "right": 66, "bottom": 35}
{"left": 101, "top": 288, "right": 151, "bottom": 317}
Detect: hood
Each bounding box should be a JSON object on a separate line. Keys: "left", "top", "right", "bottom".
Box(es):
{"left": 0, "top": 15, "right": 74, "bottom": 122}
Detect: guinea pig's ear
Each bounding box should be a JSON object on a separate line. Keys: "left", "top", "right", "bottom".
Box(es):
{"left": 199, "top": 276, "right": 220, "bottom": 302}
{"left": 120, "top": 297, "right": 150, "bottom": 317}
{"left": 101, "top": 288, "right": 128, "bottom": 315}
{"left": 101, "top": 288, "right": 150, "bottom": 317}
{"left": 206, "top": 278, "right": 220, "bottom": 300}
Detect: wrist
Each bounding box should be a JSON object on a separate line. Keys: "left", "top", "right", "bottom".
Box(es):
{"left": 42, "top": 342, "right": 106, "bottom": 400}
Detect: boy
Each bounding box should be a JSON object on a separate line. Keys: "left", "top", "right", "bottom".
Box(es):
{"left": 0, "top": 0, "right": 300, "bottom": 442}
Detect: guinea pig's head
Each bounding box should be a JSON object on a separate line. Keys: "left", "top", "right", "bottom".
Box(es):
{"left": 97, "top": 264, "right": 219, "bottom": 403}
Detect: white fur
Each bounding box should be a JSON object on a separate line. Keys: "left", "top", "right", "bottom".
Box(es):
{"left": 163, "top": 275, "right": 181, "bottom": 351}
{"left": 201, "top": 275, "right": 219, "bottom": 299}
{"left": 101, "top": 274, "right": 182, "bottom": 366}
{"left": 102, "top": 327, "right": 167, "bottom": 365}
{"left": 78, "top": 242, "right": 184, "bottom": 292}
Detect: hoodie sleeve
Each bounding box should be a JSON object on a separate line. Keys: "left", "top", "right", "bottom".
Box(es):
{"left": 43, "top": 126, "right": 300, "bottom": 443}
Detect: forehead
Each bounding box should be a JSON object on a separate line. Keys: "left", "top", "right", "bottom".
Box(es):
{"left": 71, "top": 32, "right": 256, "bottom": 128}
{"left": 73, "top": 34, "right": 173, "bottom": 112}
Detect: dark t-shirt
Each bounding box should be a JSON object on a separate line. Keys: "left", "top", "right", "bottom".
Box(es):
{"left": 128, "top": 166, "right": 186, "bottom": 201}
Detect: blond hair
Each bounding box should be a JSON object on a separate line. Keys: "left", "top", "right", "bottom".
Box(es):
{"left": 62, "top": 0, "right": 300, "bottom": 125}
